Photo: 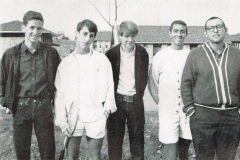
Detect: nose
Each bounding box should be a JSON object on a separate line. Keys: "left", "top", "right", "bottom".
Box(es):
{"left": 127, "top": 36, "right": 133, "bottom": 41}
{"left": 177, "top": 31, "right": 181, "bottom": 36}
{"left": 85, "top": 35, "right": 90, "bottom": 41}
{"left": 213, "top": 27, "right": 218, "bottom": 33}
{"left": 33, "top": 28, "right": 39, "bottom": 35}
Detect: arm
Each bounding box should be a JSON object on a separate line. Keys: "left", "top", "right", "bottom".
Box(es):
{"left": 54, "top": 68, "right": 68, "bottom": 132}
{"left": 103, "top": 59, "right": 117, "bottom": 115}
{"left": 0, "top": 52, "right": 9, "bottom": 107}
{"left": 148, "top": 56, "right": 160, "bottom": 104}
{"left": 181, "top": 50, "right": 197, "bottom": 114}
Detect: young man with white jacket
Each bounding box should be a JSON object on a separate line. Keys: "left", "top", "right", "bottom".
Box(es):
{"left": 54, "top": 19, "right": 117, "bottom": 160}
{"left": 148, "top": 20, "right": 192, "bottom": 160}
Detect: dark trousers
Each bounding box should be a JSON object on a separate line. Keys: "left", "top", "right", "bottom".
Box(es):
{"left": 190, "top": 106, "right": 240, "bottom": 160}
{"left": 13, "top": 99, "right": 55, "bottom": 160}
{"left": 107, "top": 99, "right": 145, "bottom": 160}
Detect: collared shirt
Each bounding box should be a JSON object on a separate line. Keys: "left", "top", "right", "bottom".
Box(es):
{"left": 117, "top": 46, "right": 136, "bottom": 96}
{"left": 208, "top": 42, "right": 225, "bottom": 65}
{"left": 18, "top": 42, "right": 49, "bottom": 98}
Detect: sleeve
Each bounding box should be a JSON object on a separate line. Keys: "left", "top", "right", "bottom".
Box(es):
{"left": 103, "top": 59, "right": 117, "bottom": 114}
{"left": 148, "top": 55, "right": 160, "bottom": 104}
{"left": 181, "top": 50, "right": 197, "bottom": 113}
{"left": 54, "top": 67, "right": 68, "bottom": 130}
{"left": 141, "top": 50, "right": 149, "bottom": 98}
{"left": 0, "top": 52, "right": 9, "bottom": 107}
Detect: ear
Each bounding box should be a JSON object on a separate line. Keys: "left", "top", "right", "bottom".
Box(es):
{"left": 204, "top": 31, "right": 208, "bottom": 38}
{"left": 21, "top": 25, "right": 25, "bottom": 32}
{"left": 225, "top": 27, "right": 228, "bottom": 33}
{"left": 169, "top": 31, "right": 172, "bottom": 37}
{"left": 75, "top": 30, "right": 79, "bottom": 37}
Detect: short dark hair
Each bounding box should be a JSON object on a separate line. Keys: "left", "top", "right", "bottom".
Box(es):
{"left": 118, "top": 21, "right": 138, "bottom": 36}
{"left": 205, "top": 17, "right": 226, "bottom": 30}
{"left": 76, "top": 19, "right": 98, "bottom": 37}
{"left": 170, "top": 20, "right": 188, "bottom": 34}
{"left": 23, "top": 11, "right": 44, "bottom": 25}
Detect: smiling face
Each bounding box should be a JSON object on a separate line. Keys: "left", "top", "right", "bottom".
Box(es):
{"left": 170, "top": 24, "right": 187, "bottom": 48}
{"left": 22, "top": 19, "right": 43, "bottom": 45}
{"left": 204, "top": 18, "right": 227, "bottom": 44}
{"left": 75, "top": 26, "right": 95, "bottom": 50}
{"left": 119, "top": 33, "right": 136, "bottom": 53}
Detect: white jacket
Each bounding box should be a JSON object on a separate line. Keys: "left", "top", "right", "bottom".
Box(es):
{"left": 54, "top": 50, "right": 117, "bottom": 130}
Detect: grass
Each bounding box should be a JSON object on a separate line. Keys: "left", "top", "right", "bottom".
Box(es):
{"left": 0, "top": 111, "right": 160, "bottom": 160}
{"left": 2, "top": 110, "right": 240, "bottom": 160}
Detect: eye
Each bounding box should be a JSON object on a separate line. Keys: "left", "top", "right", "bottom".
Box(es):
{"left": 180, "top": 30, "right": 186, "bottom": 34}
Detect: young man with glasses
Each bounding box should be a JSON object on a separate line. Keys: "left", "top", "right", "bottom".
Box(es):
{"left": 181, "top": 17, "right": 240, "bottom": 159}
{"left": 149, "top": 20, "right": 192, "bottom": 160}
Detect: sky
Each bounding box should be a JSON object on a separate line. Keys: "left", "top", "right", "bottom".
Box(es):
{"left": 1, "top": 0, "right": 240, "bottom": 40}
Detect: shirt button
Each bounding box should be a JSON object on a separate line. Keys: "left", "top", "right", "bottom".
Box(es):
{"left": 177, "top": 80, "right": 180, "bottom": 82}
{"left": 179, "top": 96, "right": 181, "bottom": 98}
{"left": 32, "top": 67, "right": 34, "bottom": 70}
{"left": 32, "top": 78, "right": 34, "bottom": 80}
{"left": 178, "top": 103, "right": 180, "bottom": 105}
{"left": 178, "top": 88, "right": 180, "bottom": 90}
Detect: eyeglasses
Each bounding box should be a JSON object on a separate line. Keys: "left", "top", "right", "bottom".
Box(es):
{"left": 206, "top": 25, "right": 224, "bottom": 32}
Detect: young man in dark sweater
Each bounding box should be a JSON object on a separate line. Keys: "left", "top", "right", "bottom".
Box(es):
{"left": 181, "top": 17, "right": 240, "bottom": 160}
{"left": 106, "top": 21, "right": 149, "bottom": 160}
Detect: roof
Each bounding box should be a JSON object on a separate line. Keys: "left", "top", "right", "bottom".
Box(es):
{"left": 94, "top": 25, "right": 232, "bottom": 43}
{"left": 95, "top": 31, "right": 112, "bottom": 41}
{"left": 230, "top": 33, "right": 240, "bottom": 41}
{"left": 0, "top": 20, "right": 57, "bottom": 36}
{"left": 137, "top": 26, "right": 231, "bottom": 43}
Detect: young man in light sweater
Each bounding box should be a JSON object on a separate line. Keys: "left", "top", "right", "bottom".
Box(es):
{"left": 148, "top": 20, "right": 192, "bottom": 160}
{"left": 54, "top": 19, "right": 117, "bottom": 160}
{"left": 181, "top": 17, "right": 240, "bottom": 160}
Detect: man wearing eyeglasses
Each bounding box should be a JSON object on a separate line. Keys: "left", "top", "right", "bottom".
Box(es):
{"left": 181, "top": 17, "right": 240, "bottom": 159}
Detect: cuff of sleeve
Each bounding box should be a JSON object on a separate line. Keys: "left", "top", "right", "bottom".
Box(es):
{"left": 0, "top": 97, "right": 4, "bottom": 106}
{"left": 61, "top": 124, "right": 69, "bottom": 134}
{"left": 183, "top": 105, "right": 194, "bottom": 113}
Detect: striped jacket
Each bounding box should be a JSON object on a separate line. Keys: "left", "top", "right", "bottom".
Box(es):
{"left": 181, "top": 41, "right": 240, "bottom": 112}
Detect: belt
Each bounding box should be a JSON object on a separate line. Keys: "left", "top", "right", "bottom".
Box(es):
{"left": 17, "top": 98, "right": 51, "bottom": 108}
{"left": 116, "top": 93, "right": 137, "bottom": 103}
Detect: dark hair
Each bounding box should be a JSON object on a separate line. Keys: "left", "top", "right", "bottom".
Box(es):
{"left": 118, "top": 21, "right": 138, "bottom": 36}
{"left": 23, "top": 11, "right": 44, "bottom": 25}
{"left": 76, "top": 19, "right": 98, "bottom": 37}
{"left": 205, "top": 17, "right": 226, "bottom": 30}
{"left": 170, "top": 20, "right": 188, "bottom": 34}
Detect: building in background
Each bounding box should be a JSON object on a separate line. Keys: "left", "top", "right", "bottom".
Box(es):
{"left": 93, "top": 31, "right": 112, "bottom": 54}
{"left": 0, "top": 20, "right": 58, "bottom": 58}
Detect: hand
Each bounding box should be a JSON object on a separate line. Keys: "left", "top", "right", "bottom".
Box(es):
{"left": 6, "top": 108, "right": 12, "bottom": 114}
{"left": 63, "top": 126, "right": 73, "bottom": 138}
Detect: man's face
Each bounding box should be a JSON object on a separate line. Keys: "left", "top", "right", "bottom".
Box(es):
{"left": 75, "top": 26, "right": 95, "bottom": 50}
{"left": 204, "top": 18, "right": 227, "bottom": 44}
{"left": 119, "top": 33, "right": 136, "bottom": 52}
{"left": 22, "top": 19, "right": 43, "bottom": 44}
{"left": 169, "top": 24, "right": 187, "bottom": 47}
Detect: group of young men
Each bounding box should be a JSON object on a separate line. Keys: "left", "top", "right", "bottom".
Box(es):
{"left": 1, "top": 10, "right": 240, "bottom": 160}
